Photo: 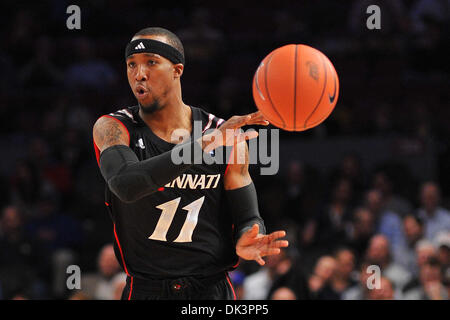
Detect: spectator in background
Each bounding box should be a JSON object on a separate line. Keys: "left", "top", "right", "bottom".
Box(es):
{"left": 269, "top": 286, "right": 297, "bottom": 300}
{"left": 0, "top": 205, "right": 48, "bottom": 299}
{"left": 308, "top": 178, "right": 355, "bottom": 251}
{"left": 344, "top": 263, "right": 402, "bottom": 300}
{"left": 25, "top": 195, "right": 83, "bottom": 254}
{"left": 392, "top": 214, "right": 425, "bottom": 276}
{"left": 242, "top": 249, "right": 292, "bottom": 300}
{"left": 65, "top": 37, "right": 117, "bottom": 90}
{"left": 372, "top": 170, "right": 413, "bottom": 217}
{"left": 365, "top": 234, "right": 412, "bottom": 292}
{"left": 328, "top": 154, "right": 366, "bottom": 200}
{"left": 266, "top": 249, "right": 311, "bottom": 300}
{"left": 365, "top": 189, "right": 405, "bottom": 249}
{"left": 18, "top": 36, "right": 63, "bottom": 90}
{"left": 403, "top": 257, "right": 448, "bottom": 300}
{"left": 416, "top": 240, "right": 438, "bottom": 274}
{"left": 314, "top": 248, "right": 358, "bottom": 299}
{"left": 366, "top": 276, "right": 396, "bottom": 300}
{"left": 67, "top": 291, "right": 91, "bottom": 300}
{"left": 434, "top": 232, "right": 450, "bottom": 281}
{"left": 402, "top": 239, "right": 439, "bottom": 295}
{"left": 177, "top": 8, "right": 224, "bottom": 63}
{"left": 24, "top": 194, "right": 84, "bottom": 297}
{"left": 409, "top": 0, "right": 448, "bottom": 35}
{"left": 80, "top": 244, "right": 126, "bottom": 300}
{"left": 9, "top": 160, "right": 42, "bottom": 206}
{"left": 342, "top": 260, "right": 371, "bottom": 300}
{"left": 308, "top": 255, "right": 337, "bottom": 299}
{"left": 417, "top": 182, "right": 450, "bottom": 241}
{"left": 283, "top": 160, "right": 321, "bottom": 228}
{"left": 347, "top": 207, "right": 376, "bottom": 262}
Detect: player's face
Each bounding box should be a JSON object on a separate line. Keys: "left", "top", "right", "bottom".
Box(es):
{"left": 126, "top": 35, "right": 179, "bottom": 112}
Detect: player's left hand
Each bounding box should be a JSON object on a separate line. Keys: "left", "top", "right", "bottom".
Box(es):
{"left": 235, "top": 224, "right": 289, "bottom": 266}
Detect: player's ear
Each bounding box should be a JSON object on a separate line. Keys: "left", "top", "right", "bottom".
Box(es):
{"left": 173, "top": 63, "right": 184, "bottom": 79}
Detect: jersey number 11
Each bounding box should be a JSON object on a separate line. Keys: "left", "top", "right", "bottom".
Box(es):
{"left": 149, "top": 196, "right": 205, "bottom": 243}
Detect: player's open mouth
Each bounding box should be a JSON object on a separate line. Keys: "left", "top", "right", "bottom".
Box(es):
{"left": 135, "top": 85, "right": 149, "bottom": 98}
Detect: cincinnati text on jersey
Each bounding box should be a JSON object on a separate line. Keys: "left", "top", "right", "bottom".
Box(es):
{"left": 163, "top": 173, "right": 221, "bottom": 190}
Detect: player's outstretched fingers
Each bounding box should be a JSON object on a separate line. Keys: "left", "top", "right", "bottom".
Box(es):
{"left": 261, "top": 247, "right": 281, "bottom": 257}
{"left": 272, "top": 240, "right": 289, "bottom": 249}
{"left": 246, "top": 111, "right": 269, "bottom": 126}
{"left": 230, "top": 115, "right": 252, "bottom": 128}
{"left": 255, "top": 254, "right": 265, "bottom": 266}
{"left": 268, "top": 230, "right": 287, "bottom": 242}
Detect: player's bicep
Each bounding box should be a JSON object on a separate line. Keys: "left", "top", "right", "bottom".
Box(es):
{"left": 223, "top": 141, "right": 252, "bottom": 190}
{"left": 93, "top": 116, "right": 129, "bottom": 153}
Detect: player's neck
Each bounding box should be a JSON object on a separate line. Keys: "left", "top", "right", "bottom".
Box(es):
{"left": 139, "top": 97, "right": 192, "bottom": 142}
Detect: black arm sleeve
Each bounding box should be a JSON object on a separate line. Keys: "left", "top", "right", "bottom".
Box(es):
{"left": 99, "top": 141, "right": 206, "bottom": 203}
{"left": 225, "top": 182, "right": 266, "bottom": 243}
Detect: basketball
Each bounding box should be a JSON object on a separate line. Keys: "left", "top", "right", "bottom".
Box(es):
{"left": 252, "top": 44, "right": 339, "bottom": 131}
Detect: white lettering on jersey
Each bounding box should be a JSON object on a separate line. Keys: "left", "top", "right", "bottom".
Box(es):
{"left": 163, "top": 174, "right": 221, "bottom": 190}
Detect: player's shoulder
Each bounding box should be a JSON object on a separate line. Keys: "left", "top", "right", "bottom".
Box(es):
{"left": 105, "top": 105, "right": 140, "bottom": 125}
{"left": 94, "top": 105, "right": 140, "bottom": 132}
{"left": 191, "top": 105, "right": 225, "bottom": 132}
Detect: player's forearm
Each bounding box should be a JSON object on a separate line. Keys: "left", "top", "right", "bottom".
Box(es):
{"left": 225, "top": 182, "right": 266, "bottom": 242}
{"left": 99, "top": 141, "right": 205, "bottom": 203}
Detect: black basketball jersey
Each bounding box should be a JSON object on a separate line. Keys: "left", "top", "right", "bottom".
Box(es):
{"left": 94, "top": 105, "right": 239, "bottom": 280}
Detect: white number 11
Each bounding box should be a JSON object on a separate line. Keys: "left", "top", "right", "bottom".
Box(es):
{"left": 149, "top": 196, "right": 205, "bottom": 243}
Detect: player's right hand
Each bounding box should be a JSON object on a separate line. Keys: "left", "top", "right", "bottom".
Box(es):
{"left": 199, "top": 111, "right": 269, "bottom": 152}
{"left": 235, "top": 224, "right": 289, "bottom": 266}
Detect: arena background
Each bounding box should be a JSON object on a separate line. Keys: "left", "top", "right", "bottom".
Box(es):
{"left": 0, "top": 0, "right": 449, "bottom": 300}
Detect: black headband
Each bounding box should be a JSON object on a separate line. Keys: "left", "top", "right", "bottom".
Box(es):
{"left": 125, "top": 39, "right": 185, "bottom": 65}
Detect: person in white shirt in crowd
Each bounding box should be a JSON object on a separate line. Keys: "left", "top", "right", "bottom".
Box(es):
{"left": 392, "top": 214, "right": 425, "bottom": 276}
{"left": 365, "top": 234, "right": 412, "bottom": 292}
{"left": 417, "top": 182, "right": 450, "bottom": 241}
{"left": 80, "top": 243, "right": 126, "bottom": 300}
{"left": 242, "top": 249, "right": 291, "bottom": 300}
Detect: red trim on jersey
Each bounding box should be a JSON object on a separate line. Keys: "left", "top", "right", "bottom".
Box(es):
{"left": 225, "top": 273, "right": 237, "bottom": 300}
{"left": 114, "top": 223, "right": 130, "bottom": 276}
{"left": 113, "top": 223, "right": 133, "bottom": 299}
{"left": 128, "top": 276, "right": 133, "bottom": 300}
{"left": 93, "top": 140, "right": 101, "bottom": 167}
{"left": 113, "top": 224, "right": 129, "bottom": 275}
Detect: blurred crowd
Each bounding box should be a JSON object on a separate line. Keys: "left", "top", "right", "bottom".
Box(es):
{"left": 232, "top": 166, "right": 450, "bottom": 300}
{"left": 0, "top": 0, "right": 448, "bottom": 299}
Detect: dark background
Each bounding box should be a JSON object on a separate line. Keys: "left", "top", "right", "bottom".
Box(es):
{"left": 0, "top": 0, "right": 448, "bottom": 299}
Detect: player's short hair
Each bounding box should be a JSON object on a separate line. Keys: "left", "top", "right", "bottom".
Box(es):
{"left": 132, "top": 27, "right": 185, "bottom": 61}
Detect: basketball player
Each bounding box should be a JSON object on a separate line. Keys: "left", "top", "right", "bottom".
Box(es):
{"left": 93, "top": 27, "right": 288, "bottom": 300}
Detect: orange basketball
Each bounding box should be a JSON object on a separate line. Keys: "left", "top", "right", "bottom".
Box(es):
{"left": 252, "top": 44, "right": 339, "bottom": 131}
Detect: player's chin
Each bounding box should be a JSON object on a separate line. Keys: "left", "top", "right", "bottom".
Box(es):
{"left": 137, "top": 95, "right": 158, "bottom": 109}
